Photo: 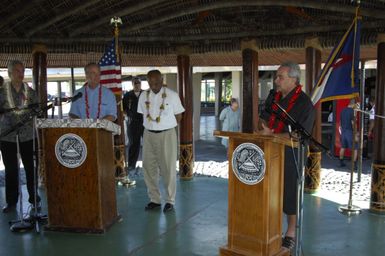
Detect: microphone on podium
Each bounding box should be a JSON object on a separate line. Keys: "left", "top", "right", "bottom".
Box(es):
{"left": 55, "top": 92, "right": 83, "bottom": 103}
{"left": 70, "top": 92, "right": 83, "bottom": 102}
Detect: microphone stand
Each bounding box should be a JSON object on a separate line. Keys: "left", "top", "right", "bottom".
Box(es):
{"left": 2, "top": 102, "right": 53, "bottom": 233}
{"left": 270, "top": 101, "right": 329, "bottom": 256}
{"left": 8, "top": 132, "right": 34, "bottom": 232}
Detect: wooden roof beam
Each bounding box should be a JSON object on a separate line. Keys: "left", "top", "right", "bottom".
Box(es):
{"left": 0, "top": 0, "right": 42, "bottom": 31}
{"left": 69, "top": 0, "right": 169, "bottom": 37}
{"left": 2, "top": 21, "right": 382, "bottom": 45}
{"left": 118, "top": 0, "right": 385, "bottom": 33}
{"left": 26, "top": 0, "right": 104, "bottom": 37}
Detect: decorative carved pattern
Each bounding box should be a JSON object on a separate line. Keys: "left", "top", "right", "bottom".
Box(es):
{"left": 305, "top": 151, "right": 321, "bottom": 193}
{"left": 36, "top": 118, "right": 121, "bottom": 135}
{"left": 114, "top": 145, "right": 126, "bottom": 178}
{"left": 179, "top": 143, "right": 193, "bottom": 179}
{"left": 370, "top": 163, "right": 385, "bottom": 213}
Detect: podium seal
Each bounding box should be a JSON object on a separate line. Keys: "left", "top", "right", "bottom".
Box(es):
{"left": 232, "top": 143, "right": 266, "bottom": 185}
{"left": 55, "top": 133, "right": 88, "bottom": 168}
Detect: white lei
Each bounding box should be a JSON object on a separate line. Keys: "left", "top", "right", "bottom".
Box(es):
{"left": 4, "top": 82, "right": 31, "bottom": 115}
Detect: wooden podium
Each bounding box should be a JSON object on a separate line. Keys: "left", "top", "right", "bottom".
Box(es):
{"left": 37, "top": 119, "right": 121, "bottom": 233}
{"left": 214, "top": 131, "right": 292, "bottom": 256}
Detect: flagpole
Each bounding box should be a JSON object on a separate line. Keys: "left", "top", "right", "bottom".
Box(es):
{"left": 110, "top": 17, "right": 135, "bottom": 187}
{"left": 338, "top": 104, "right": 362, "bottom": 216}
{"left": 358, "top": 60, "right": 366, "bottom": 182}
{"left": 338, "top": 1, "right": 362, "bottom": 217}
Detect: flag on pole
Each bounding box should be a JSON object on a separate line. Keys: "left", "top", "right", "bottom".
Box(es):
{"left": 99, "top": 38, "right": 122, "bottom": 93}
{"left": 310, "top": 14, "right": 361, "bottom": 105}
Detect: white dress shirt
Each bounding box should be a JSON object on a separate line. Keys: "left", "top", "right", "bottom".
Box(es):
{"left": 137, "top": 87, "right": 185, "bottom": 130}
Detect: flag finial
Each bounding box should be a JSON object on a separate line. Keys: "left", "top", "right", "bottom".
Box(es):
{"left": 110, "top": 17, "right": 122, "bottom": 63}
{"left": 110, "top": 16, "right": 122, "bottom": 28}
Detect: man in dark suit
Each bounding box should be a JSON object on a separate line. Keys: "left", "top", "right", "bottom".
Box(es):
{"left": 260, "top": 62, "right": 315, "bottom": 251}
{"left": 123, "top": 77, "right": 144, "bottom": 170}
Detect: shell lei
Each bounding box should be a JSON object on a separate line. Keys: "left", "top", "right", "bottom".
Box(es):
{"left": 5, "top": 82, "right": 30, "bottom": 115}
{"left": 145, "top": 87, "right": 167, "bottom": 123}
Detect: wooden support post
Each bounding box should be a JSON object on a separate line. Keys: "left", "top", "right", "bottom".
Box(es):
{"left": 113, "top": 92, "right": 126, "bottom": 178}
{"left": 32, "top": 43, "right": 48, "bottom": 117}
{"left": 215, "top": 72, "right": 223, "bottom": 117}
{"left": 304, "top": 37, "right": 322, "bottom": 193}
{"left": 177, "top": 46, "right": 194, "bottom": 180}
{"left": 32, "top": 43, "right": 48, "bottom": 185}
{"left": 241, "top": 39, "right": 259, "bottom": 133}
{"left": 370, "top": 34, "right": 385, "bottom": 214}
{"left": 70, "top": 67, "right": 76, "bottom": 95}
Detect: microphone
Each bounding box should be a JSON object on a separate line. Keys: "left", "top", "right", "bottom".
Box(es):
{"left": 265, "top": 89, "right": 276, "bottom": 114}
{"left": 70, "top": 92, "right": 83, "bottom": 102}
{"left": 55, "top": 92, "right": 83, "bottom": 103}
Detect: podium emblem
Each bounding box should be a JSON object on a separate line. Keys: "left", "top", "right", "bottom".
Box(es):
{"left": 55, "top": 133, "right": 88, "bottom": 168}
{"left": 232, "top": 143, "right": 266, "bottom": 185}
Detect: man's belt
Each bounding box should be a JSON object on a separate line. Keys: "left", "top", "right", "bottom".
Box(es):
{"left": 147, "top": 128, "right": 171, "bottom": 133}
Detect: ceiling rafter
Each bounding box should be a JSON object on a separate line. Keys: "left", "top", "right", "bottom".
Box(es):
{"left": 1, "top": 21, "right": 383, "bottom": 44}
{"left": 69, "top": 0, "right": 170, "bottom": 36}
{"left": 117, "top": 0, "right": 384, "bottom": 34}
{"left": 0, "top": 0, "right": 44, "bottom": 31}
{"left": 26, "top": 0, "right": 104, "bottom": 37}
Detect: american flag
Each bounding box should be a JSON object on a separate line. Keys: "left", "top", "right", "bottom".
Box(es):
{"left": 99, "top": 38, "right": 122, "bottom": 93}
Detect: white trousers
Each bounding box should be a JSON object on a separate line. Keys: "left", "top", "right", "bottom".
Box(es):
{"left": 142, "top": 128, "right": 177, "bottom": 204}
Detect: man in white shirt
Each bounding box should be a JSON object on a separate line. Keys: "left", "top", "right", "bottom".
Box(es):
{"left": 137, "top": 70, "right": 185, "bottom": 212}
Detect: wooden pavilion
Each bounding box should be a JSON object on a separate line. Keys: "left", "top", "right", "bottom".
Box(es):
{"left": 0, "top": 0, "right": 384, "bottom": 214}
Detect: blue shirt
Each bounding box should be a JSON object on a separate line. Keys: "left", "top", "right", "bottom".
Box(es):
{"left": 340, "top": 107, "right": 354, "bottom": 131}
{"left": 69, "top": 85, "right": 117, "bottom": 120}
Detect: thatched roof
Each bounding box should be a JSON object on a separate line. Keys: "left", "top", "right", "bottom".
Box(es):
{"left": 0, "top": 0, "right": 384, "bottom": 67}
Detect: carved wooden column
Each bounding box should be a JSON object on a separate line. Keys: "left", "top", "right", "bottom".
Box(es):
{"left": 114, "top": 91, "right": 126, "bottom": 179}
{"left": 304, "top": 37, "right": 322, "bottom": 193}
{"left": 32, "top": 44, "right": 48, "bottom": 117}
{"left": 177, "top": 46, "right": 194, "bottom": 180}
{"left": 370, "top": 34, "right": 385, "bottom": 214}
{"left": 241, "top": 39, "right": 259, "bottom": 133}
{"left": 32, "top": 43, "right": 48, "bottom": 185}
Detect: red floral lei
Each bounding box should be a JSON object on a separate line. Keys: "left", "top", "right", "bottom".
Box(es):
{"left": 268, "top": 85, "right": 302, "bottom": 133}
{"left": 84, "top": 82, "right": 102, "bottom": 119}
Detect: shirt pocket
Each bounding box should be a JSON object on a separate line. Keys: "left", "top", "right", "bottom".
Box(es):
{"left": 162, "top": 102, "right": 172, "bottom": 115}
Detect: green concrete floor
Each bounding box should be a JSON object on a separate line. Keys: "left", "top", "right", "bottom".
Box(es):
{"left": 1, "top": 176, "right": 385, "bottom": 256}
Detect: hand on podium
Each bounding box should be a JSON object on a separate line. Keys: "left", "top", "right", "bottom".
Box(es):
{"left": 260, "top": 122, "right": 274, "bottom": 136}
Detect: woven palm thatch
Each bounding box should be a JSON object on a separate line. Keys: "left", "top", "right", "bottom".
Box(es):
{"left": 0, "top": 0, "right": 384, "bottom": 67}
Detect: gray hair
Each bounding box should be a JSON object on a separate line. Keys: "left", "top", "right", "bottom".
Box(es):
{"left": 7, "top": 60, "right": 24, "bottom": 77}
{"left": 280, "top": 61, "right": 301, "bottom": 84}
{"left": 84, "top": 62, "right": 101, "bottom": 73}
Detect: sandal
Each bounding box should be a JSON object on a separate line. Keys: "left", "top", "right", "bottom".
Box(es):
{"left": 282, "top": 236, "right": 295, "bottom": 251}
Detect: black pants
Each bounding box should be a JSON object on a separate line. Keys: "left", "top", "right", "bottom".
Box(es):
{"left": 1, "top": 140, "right": 40, "bottom": 205}
{"left": 127, "top": 120, "right": 144, "bottom": 168}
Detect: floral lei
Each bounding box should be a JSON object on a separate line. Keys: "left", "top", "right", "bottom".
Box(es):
{"left": 145, "top": 87, "right": 167, "bottom": 123}
{"left": 84, "top": 82, "right": 102, "bottom": 119}
{"left": 268, "top": 85, "right": 302, "bottom": 133}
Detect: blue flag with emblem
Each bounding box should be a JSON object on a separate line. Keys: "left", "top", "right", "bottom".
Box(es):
{"left": 311, "top": 14, "right": 361, "bottom": 105}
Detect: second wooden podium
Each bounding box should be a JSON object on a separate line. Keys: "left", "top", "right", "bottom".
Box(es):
{"left": 215, "top": 131, "right": 292, "bottom": 256}
{"left": 37, "top": 119, "right": 121, "bottom": 233}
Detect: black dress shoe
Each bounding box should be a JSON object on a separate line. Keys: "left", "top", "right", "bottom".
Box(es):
{"left": 163, "top": 203, "right": 174, "bottom": 213}
{"left": 2, "top": 204, "right": 16, "bottom": 213}
{"left": 145, "top": 202, "right": 161, "bottom": 211}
